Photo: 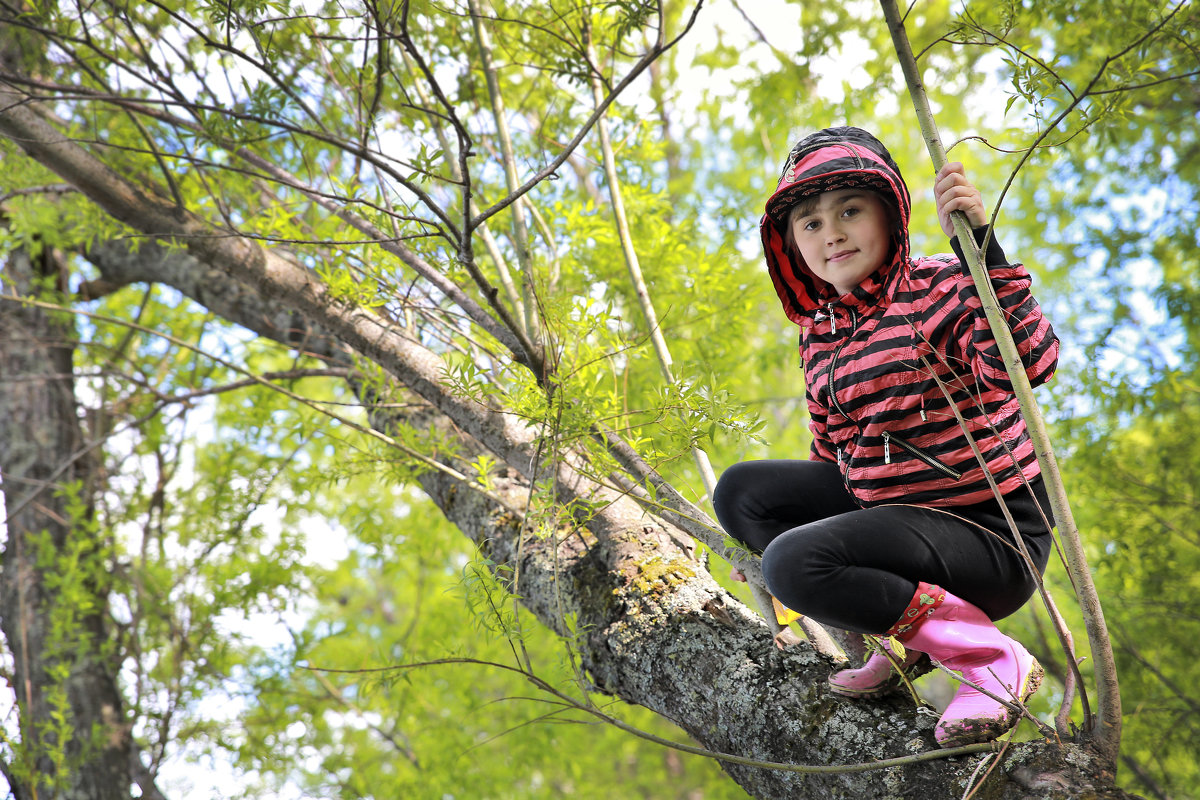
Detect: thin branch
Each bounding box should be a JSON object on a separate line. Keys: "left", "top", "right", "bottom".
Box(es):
{"left": 879, "top": 0, "right": 1122, "bottom": 762}
{"left": 0, "top": 183, "right": 77, "bottom": 202}
{"left": 967, "top": 0, "right": 1191, "bottom": 232}
{"left": 396, "top": 46, "right": 527, "bottom": 323}
{"left": 467, "top": 0, "right": 540, "bottom": 341}
{"left": 928, "top": 365, "right": 1089, "bottom": 735}
{"left": 582, "top": 18, "right": 717, "bottom": 497}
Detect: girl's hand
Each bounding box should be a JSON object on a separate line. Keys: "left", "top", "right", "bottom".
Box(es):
{"left": 934, "top": 162, "right": 987, "bottom": 238}
{"left": 730, "top": 566, "right": 746, "bottom": 582}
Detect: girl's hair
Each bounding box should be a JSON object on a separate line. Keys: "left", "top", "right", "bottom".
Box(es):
{"left": 782, "top": 195, "right": 819, "bottom": 251}
{"left": 786, "top": 194, "right": 824, "bottom": 229}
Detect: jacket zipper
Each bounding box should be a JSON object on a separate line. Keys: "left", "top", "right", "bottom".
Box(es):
{"left": 825, "top": 304, "right": 856, "bottom": 419}
{"left": 825, "top": 304, "right": 856, "bottom": 494}
{"left": 881, "top": 431, "right": 963, "bottom": 480}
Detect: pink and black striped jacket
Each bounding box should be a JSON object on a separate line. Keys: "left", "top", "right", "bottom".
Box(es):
{"left": 760, "top": 127, "right": 1059, "bottom": 507}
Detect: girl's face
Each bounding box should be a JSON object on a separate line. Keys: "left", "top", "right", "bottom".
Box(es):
{"left": 789, "top": 189, "right": 892, "bottom": 297}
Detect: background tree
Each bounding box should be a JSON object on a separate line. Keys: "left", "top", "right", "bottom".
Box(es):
{"left": 0, "top": 0, "right": 1195, "bottom": 797}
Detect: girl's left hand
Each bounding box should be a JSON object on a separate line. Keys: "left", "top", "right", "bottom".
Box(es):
{"left": 934, "top": 162, "right": 988, "bottom": 237}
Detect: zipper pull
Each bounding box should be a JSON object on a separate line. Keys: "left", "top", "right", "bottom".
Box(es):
{"left": 837, "top": 448, "right": 844, "bottom": 467}
{"left": 882, "top": 432, "right": 891, "bottom": 464}
{"left": 829, "top": 303, "right": 838, "bottom": 332}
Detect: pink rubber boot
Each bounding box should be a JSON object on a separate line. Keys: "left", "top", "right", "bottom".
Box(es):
{"left": 828, "top": 638, "right": 930, "bottom": 698}
{"left": 890, "top": 583, "right": 1043, "bottom": 748}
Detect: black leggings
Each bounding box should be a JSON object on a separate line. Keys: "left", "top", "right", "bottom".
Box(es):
{"left": 712, "top": 460, "right": 1053, "bottom": 634}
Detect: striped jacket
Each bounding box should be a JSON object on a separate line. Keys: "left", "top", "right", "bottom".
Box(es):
{"left": 760, "top": 127, "right": 1059, "bottom": 507}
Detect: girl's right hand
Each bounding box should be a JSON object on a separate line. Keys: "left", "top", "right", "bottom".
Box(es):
{"left": 730, "top": 566, "right": 747, "bottom": 582}
{"left": 934, "top": 162, "right": 987, "bottom": 237}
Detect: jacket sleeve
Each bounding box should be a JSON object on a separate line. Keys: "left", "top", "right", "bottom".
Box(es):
{"left": 940, "top": 226, "right": 1059, "bottom": 391}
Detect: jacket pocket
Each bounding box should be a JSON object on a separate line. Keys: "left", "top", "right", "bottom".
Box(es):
{"left": 881, "top": 431, "right": 964, "bottom": 480}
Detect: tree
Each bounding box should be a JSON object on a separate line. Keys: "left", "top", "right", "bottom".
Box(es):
{"left": 0, "top": 0, "right": 1194, "bottom": 797}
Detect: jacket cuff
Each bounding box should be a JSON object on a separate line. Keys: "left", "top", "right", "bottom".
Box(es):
{"left": 950, "top": 225, "right": 1009, "bottom": 268}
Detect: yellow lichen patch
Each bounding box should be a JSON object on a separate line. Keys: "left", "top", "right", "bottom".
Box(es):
{"left": 628, "top": 555, "right": 697, "bottom": 596}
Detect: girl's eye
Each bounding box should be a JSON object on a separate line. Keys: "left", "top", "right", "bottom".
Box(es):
{"left": 842, "top": 206, "right": 860, "bottom": 218}
{"left": 802, "top": 219, "right": 820, "bottom": 231}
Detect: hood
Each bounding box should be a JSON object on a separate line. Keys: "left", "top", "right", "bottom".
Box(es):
{"left": 760, "top": 126, "right": 912, "bottom": 323}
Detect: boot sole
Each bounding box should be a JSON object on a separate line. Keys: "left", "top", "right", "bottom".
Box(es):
{"left": 828, "top": 653, "right": 934, "bottom": 699}
{"left": 935, "top": 657, "right": 1044, "bottom": 748}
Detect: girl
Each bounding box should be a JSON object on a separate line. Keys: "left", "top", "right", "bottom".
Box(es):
{"left": 713, "top": 126, "right": 1058, "bottom": 747}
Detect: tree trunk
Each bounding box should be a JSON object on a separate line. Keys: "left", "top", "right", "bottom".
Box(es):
{"left": 0, "top": 246, "right": 132, "bottom": 800}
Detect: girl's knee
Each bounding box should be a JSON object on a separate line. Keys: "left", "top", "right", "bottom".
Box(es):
{"left": 712, "top": 461, "right": 760, "bottom": 523}
{"left": 760, "top": 535, "right": 819, "bottom": 609}
{"left": 713, "top": 461, "right": 753, "bottom": 499}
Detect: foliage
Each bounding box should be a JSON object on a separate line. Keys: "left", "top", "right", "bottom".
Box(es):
{"left": 1066, "top": 397, "right": 1200, "bottom": 792}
